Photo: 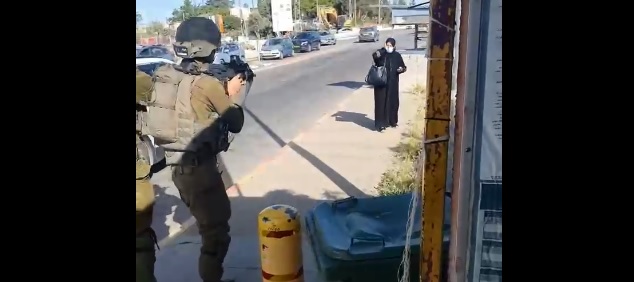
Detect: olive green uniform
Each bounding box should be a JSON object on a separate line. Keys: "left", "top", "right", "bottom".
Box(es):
{"left": 136, "top": 69, "right": 157, "bottom": 282}
{"left": 166, "top": 62, "right": 244, "bottom": 282}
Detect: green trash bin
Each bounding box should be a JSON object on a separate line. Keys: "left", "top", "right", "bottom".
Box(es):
{"left": 304, "top": 194, "right": 450, "bottom": 282}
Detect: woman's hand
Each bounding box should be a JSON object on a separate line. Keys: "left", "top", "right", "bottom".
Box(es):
{"left": 375, "top": 50, "right": 382, "bottom": 58}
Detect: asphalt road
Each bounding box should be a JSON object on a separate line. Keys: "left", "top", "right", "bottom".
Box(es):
{"left": 150, "top": 29, "right": 417, "bottom": 242}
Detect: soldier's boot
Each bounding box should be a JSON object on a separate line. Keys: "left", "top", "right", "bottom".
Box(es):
{"left": 136, "top": 229, "right": 158, "bottom": 282}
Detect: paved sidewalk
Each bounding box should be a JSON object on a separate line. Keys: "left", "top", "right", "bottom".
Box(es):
{"left": 155, "top": 54, "right": 428, "bottom": 282}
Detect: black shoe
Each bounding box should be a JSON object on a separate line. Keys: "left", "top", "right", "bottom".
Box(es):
{"left": 390, "top": 123, "right": 398, "bottom": 128}
{"left": 376, "top": 126, "right": 386, "bottom": 132}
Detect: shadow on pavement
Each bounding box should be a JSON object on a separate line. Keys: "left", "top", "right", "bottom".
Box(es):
{"left": 244, "top": 107, "right": 368, "bottom": 198}
{"left": 231, "top": 189, "right": 341, "bottom": 232}
{"left": 158, "top": 189, "right": 340, "bottom": 282}
{"left": 331, "top": 111, "right": 375, "bottom": 131}
{"left": 327, "top": 81, "right": 366, "bottom": 90}
{"left": 152, "top": 183, "right": 191, "bottom": 241}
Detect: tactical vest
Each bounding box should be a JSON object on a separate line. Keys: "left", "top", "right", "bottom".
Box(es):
{"left": 137, "top": 64, "right": 222, "bottom": 165}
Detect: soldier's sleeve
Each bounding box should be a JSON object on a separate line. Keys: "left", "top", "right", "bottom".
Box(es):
{"left": 191, "top": 75, "right": 245, "bottom": 133}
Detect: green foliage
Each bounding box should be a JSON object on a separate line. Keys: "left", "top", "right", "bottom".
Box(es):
{"left": 375, "top": 85, "right": 426, "bottom": 196}
{"left": 146, "top": 21, "right": 165, "bottom": 35}
{"left": 247, "top": 12, "right": 272, "bottom": 38}
{"left": 136, "top": 11, "right": 143, "bottom": 27}
{"left": 167, "top": 0, "right": 245, "bottom": 32}
{"left": 223, "top": 15, "right": 243, "bottom": 31}
{"left": 205, "top": 0, "right": 234, "bottom": 10}
{"left": 168, "top": 0, "right": 232, "bottom": 23}
{"left": 257, "top": 0, "right": 272, "bottom": 20}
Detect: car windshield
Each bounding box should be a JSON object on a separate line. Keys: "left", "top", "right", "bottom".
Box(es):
{"left": 294, "top": 32, "right": 311, "bottom": 39}
{"left": 361, "top": 27, "right": 375, "bottom": 32}
{"left": 265, "top": 39, "right": 283, "bottom": 45}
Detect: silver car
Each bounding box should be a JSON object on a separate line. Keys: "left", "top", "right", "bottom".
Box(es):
{"left": 136, "top": 45, "right": 176, "bottom": 62}
{"left": 215, "top": 43, "right": 246, "bottom": 64}
{"left": 358, "top": 26, "right": 380, "bottom": 42}
{"left": 319, "top": 31, "right": 337, "bottom": 45}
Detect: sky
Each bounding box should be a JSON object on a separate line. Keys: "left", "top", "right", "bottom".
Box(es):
{"left": 136, "top": 0, "right": 254, "bottom": 23}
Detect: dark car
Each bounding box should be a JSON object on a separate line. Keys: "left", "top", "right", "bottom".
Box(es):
{"left": 136, "top": 45, "right": 176, "bottom": 62}
{"left": 292, "top": 31, "right": 321, "bottom": 53}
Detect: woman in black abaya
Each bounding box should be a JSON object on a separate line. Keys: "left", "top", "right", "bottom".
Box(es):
{"left": 371, "top": 37, "right": 407, "bottom": 132}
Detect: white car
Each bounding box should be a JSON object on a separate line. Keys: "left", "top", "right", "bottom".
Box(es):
{"left": 215, "top": 43, "right": 246, "bottom": 64}
{"left": 136, "top": 58, "right": 172, "bottom": 166}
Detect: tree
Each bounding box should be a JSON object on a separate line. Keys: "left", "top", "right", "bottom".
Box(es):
{"left": 223, "top": 15, "right": 242, "bottom": 31}
{"left": 205, "top": 0, "right": 234, "bottom": 10}
{"left": 169, "top": 0, "right": 236, "bottom": 23}
{"left": 247, "top": 12, "right": 272, "bottom": 39}
{"left": 136, "top": 11, "right": 143, "bottom": 27}
{"left": 146, "top": 21, "right": 165, "bottom": 36}
{"left": 169, "top": 0, "right": 201, "bottom": 23}
{"left": 257, "top": 0, "right": 272, "bottom": 20}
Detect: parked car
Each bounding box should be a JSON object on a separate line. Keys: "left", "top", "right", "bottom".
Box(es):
{"left": 358, "top": 26, "right": 380, "bottom": 42}
{"left": 136, "top": 45, "right": 144, "bottom": 56}
{"left": 292, "top": 31, "right": 321, "bottom": 52}
{"left": 319, "top": 31, "right": 337, "bottom": 46}
{"left": 136, "top": 45, "right": 176, "bottom": 62}
{"left": 215, "top": 43, "right": 246, "bottom": 64}
{"left": 260, "top": 38, "right": 294, "bottom": 60}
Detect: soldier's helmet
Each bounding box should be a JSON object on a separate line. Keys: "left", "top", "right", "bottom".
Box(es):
{"left": 173, "top": 17, "right": 222, "bottom": 59}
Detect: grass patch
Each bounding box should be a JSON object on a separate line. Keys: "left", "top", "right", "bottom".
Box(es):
{"left": 375, "top": 84, "right": 426, "bottom": 196}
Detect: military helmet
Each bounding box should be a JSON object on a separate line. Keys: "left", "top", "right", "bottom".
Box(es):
{"left": 173, "top": 17, "right": 222, "bottom": 59}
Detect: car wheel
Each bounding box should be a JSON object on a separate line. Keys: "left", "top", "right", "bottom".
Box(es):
{"left": 291, "top": 50, "right": 295, "bottom": 56}
{"left": 333, "top": 40, "right": 337, "bottom": 45}
{"left": 307, "top": 45, "right": 312, "bottom": 52}
{"left": 317, "top": 43, "right": 321, "bottom": 50}
{"left": 279, "top": 52, "right": 284, "bottom": 60}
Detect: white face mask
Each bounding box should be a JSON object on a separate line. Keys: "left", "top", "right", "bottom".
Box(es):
{"left": 386, "top": 46, "right": 394, "bottom": 53}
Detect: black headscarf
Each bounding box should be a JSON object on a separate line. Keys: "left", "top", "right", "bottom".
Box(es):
{"left": 385, "top": 37, "right": 396, "bottom": 47}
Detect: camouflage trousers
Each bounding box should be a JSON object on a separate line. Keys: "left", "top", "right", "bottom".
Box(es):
{"left": 172, "top": 155, "right": 231, "bottom": 282}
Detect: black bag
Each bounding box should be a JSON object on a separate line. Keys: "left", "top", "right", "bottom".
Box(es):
{"left": 365, "top": 58, "right": 387, "bottom": 87}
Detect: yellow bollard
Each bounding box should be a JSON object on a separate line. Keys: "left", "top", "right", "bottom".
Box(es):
{"left": 258, "top": 205, "right": 304, "bottom": 282}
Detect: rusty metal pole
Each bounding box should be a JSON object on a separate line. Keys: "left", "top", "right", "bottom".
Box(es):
{"left": 447, "top": 0, "right": 471, "bottom": 280}
{"left": 419, "top": 0, "right": 457, "bottom": 281}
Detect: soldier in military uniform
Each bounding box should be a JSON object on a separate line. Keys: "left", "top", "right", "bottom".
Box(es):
{"left": 137, "top": 17, "right": 253, "bottom": 282}
{"left": 136, "top": 69, "right": 158, "bottom": 282}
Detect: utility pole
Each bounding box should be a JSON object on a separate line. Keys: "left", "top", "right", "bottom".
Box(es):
{"left": 378, "top": 0, "right": 381, "bottom": 25}
{"left": 353, "top": 0, "right": 357, "bottom": 26}
{"left": 238, "top": 0, "right": 245, "bottom": 37}
{"left": 317, "top": 0, "right": 320, "bottom": 28}
{"left": 419, "top": 0, "right": 458, "bottom": 281}
{"left": 348, "top": 0, "right": 352, "bottom": 21}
